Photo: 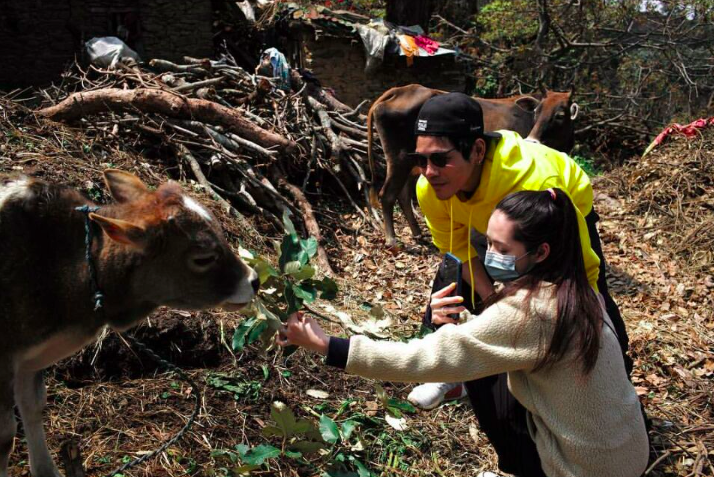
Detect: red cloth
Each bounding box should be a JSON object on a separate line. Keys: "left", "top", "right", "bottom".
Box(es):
{"left": 414, "top": 35, "right": 440, "bottom": 55}
{"left": 644, "top": 117, "right": 714, "bottom": 155}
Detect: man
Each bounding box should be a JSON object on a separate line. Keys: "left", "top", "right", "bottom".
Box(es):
{"left": 407, "top": 93, "right": 630, "bottom": 477}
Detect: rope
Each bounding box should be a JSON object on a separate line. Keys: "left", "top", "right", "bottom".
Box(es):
{"left": 74, "top": 205, "right": 201, "bottom": 476}
{"left": 105, "top": 335, "right": 201, "bottom": 477}
{"left": 75, "top": 205, "right": 104, "bottom": 311}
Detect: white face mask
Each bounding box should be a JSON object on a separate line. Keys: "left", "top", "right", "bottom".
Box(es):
{"left": 484, "top": 249, "right": 533, "bottom": 282}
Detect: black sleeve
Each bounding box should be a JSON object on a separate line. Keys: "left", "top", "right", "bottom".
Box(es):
{"left": 325, "top": 337, "right": 350, "bottom": 369}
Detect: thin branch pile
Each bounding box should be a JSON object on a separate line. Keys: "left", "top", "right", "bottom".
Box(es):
{"left": 34, "top": 56, "right": 386, "bottom": 274}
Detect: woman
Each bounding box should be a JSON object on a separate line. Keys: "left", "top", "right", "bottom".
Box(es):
{"left": 277, "top": 189, "right": 649, "bottom": 477}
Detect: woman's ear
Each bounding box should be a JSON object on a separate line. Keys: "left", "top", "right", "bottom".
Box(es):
{"left": 535, "top": 243, "right": 550, "bottom": 263}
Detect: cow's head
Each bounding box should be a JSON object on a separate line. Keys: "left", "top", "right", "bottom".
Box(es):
{"left": 89, "top": 170, "right": 258, "bottom": 317}
{"left": 526, "top": 86, "right": 579, "bottom": 153}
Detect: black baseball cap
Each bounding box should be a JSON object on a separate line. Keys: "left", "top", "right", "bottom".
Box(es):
{"left": 415, "top": 92, "right": 502, "bottom": 140}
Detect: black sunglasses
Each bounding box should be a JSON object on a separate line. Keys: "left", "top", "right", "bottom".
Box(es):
{"left": 407, "top": 148, "right": 457, "bottom": 168}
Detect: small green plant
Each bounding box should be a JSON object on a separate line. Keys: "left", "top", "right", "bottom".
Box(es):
{"left": 206, "top": 373, "right": 262, "bottom": 402}
{"left": 233, "top": 212, "right": 338, "bottom": 353}
{"left": 571, "top": 154, "right": 601, "bottom": 177}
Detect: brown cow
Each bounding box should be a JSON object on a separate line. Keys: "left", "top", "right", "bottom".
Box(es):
{"left": 0, "top": 170, "right": 258, "bottom": 477}
{"left": 367, "top": 84, "right": 579, "bottom": 247}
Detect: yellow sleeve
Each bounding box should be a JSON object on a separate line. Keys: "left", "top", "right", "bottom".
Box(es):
{"left": 416, "top": 176, "right": 475, "bottom": 262}
{"left": 541, "top": 175, "right": 601, "bottom": 291}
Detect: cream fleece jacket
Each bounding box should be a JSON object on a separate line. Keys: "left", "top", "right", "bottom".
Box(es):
{"left": 345, "top": 286, "right": 649, "bottom": 477}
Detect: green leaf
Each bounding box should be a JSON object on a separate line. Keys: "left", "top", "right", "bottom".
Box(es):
{"left": 279, "top": 234, "right": 301, "bottom": 271}
{"left": 290, "top": 440, "right": 326, "bottom": 455}
{"left": 293, "top": 418, "right": 315, "bottom": 434}
{"left": 247, "top": 320, "right": 268, "bottom": 346}
{"left": 352, "top": 458, "right": 372, "bottom": 477}
{"left": 234, "top": 444, "right": 249, "bottom": 457}
{"left": 253, "top": 259, "right": 279, "bottom": 284}
{"left": 319, "top": 414, "right": 341, "bottom": 444}
{"left": 271, "top": 401, "right": 297, "bottom": 438}
{"left": 284, "top": 449, "right": 302, "bottom": 459}
{"left": 241, "top": 444, "right": 280, "bottom": 466}
{"left": 374, "top": 384, "right": 389, "bottom": 408}
{"left": 317, "top": 277, "right": 338, "bottom": 300}
{"left": 387, "top": 398, "right": 416, "bottom": 414}
{"left": 293, "top": 283, "right": 318, "bottom": 303}
{"left": 234, "top": 464, "right": 261, "bottom": 475}
{"left": 261, "top": 425, "right": 284, "bottom": 438}
{"left": 300, "top": 237, "right": 318, "bottom": 258}
{"left": 284, "top": 282, "right": 303, "bottom": 315}
{"left": 284, "top": 261, "right": 302, "bottom": 275}
{"left": 232, "top": 317, "right": 257, "bottom": 352}
{"left": 290, "top": 264, "right": 316, "bottom": 281}
{"left": 297, "top": 250, "right": 310, "bottom": 266}
{"left": 282, "top": 210, "right": 297, "bottom": 237}
{"left": 340, "top": 420, "right": 358, "bottom": 441}
{"left": 261, "top": 365, "right": 270, "bottom": 381}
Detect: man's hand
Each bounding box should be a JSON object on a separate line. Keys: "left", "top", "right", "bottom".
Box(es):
{"left": 277, "top": 311, "right": 330, "bottom": 355}
{"left": 430, "top": 282, "right": 467, "bottom": 325}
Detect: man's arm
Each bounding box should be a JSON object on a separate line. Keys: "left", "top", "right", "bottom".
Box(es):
{"left": 463, "top": 256, "right": 495, "bottom": 302}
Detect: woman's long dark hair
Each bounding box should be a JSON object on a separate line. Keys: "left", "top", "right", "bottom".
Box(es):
{"left": 485, "top": 188, "right": 603, "bottom": 374}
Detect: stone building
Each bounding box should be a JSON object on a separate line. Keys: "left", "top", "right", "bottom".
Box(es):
{"left": 283, "top": 17, "right": 467, "bottom": 108}
{"left": 0, "top": 0, "right": 213, "bottom": 87}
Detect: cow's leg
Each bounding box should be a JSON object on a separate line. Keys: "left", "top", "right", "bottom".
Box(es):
{"left": 0, "top": 366, "right": 17, "bottom": 477}
{"left": 14, "top": 371, "right": 62, "bottom": 477}
{"left": 381, "top": 158, "right": 415, "bottom": 248}
{"left": 397, "top": 175, "right": 422, "bottom": 240}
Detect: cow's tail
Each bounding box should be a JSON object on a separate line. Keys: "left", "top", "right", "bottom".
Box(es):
{"left": 367, "top": 102, "right": 380, "bottom": 208}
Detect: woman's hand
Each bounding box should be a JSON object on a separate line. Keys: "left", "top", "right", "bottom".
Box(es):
{"left": 431, "top": 282, "right": 466, "bottom": 325}
{"left": 277, "top": 311, "right": 330, "bottom": 355}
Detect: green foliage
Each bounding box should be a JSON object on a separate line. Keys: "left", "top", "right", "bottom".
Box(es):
{"left": 477, "top": 0, "right": 539, "bottom": 44}
{"left": 571, "top": 154, "right": 601, "bottom": 177}
{"left": 233, "top": 212, "right": 338, "bottom": 352}
{"left": 206, "top": 374, "right": 262, "bottom": 402}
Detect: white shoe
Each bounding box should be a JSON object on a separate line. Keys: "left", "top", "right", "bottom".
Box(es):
{"left": 407, "top": 382, "right": 466, "bottom": 410}
{"left": 477, "top": 472, "right": 506, "bottom": 477}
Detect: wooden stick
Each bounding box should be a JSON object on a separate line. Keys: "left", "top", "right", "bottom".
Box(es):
{"left": 282, "top": 181, "right": 335, "bottom": 276}
{"left": 37, "top": 88, "right": 296, "bottom": 153}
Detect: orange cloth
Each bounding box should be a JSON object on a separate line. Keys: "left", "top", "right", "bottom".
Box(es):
{"left": 398, "top": 34, "right": 419, "bottom": 66}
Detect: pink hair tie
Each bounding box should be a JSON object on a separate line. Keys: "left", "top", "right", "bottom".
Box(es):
{"left": 547, "top": 188, "right": 556, "bottom": 200}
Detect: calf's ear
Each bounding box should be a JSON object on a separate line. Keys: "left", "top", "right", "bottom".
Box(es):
{"left": 103, "top": 169, "right": 150, "bottom": 203}
{"left": 89, "top": 213, "right": 147, "bottom": 248}
{"left": 515, "top": 96, "right": 539, "bottom": 113}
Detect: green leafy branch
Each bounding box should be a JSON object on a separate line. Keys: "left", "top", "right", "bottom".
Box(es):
{"left": 233, "top": 212, "right": 338, "bottom": 353}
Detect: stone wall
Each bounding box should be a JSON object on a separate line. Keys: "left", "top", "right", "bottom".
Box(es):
{"left": 139, "top": 0, "right": 213, "bottom": 63}
{"left": 0, "top": 0, "right": 213, "bottom": 87}
{"left": 293, "top": 29, "right": 467, "bottom": 108}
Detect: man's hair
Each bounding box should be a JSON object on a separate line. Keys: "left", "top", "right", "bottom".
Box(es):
{"left": 446, "top": 135, "right": 485, "bottom": 161}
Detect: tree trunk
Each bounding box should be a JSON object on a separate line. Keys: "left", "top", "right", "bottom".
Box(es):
{"left": 386, "top": 0, "right": 433, "bottom": 32}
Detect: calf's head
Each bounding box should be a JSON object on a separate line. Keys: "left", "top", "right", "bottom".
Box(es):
{"left": 527, "top": 87, "right": 579, "bottom": 153}
{"left": 89, "top": 170, "right": 258, "bottom": 314}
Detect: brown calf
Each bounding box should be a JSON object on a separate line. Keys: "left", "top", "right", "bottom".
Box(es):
{"left": 0, "top": 170, "right": 258, "bottom": 477}
{"left": 367, "top": 84, "right": 579, "bottom": 247}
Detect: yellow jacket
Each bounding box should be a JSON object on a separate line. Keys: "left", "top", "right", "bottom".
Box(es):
{"left": 416, "top": 130, "right": 600, "bottom": 289}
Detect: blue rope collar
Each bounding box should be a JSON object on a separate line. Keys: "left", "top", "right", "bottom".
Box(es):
{"left": 75, "top": 205, "right": 105, "bottom": 311}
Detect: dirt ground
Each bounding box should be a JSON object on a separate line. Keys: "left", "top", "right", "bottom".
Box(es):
{"left": 1, "top": 100, "right": 712, "bottom": 477}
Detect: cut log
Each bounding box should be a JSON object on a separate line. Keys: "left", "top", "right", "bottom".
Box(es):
{"left": 282, "top": 181, "right": 335, "bottom": 276}
{"left": 37, "top": 88, "right": 296, "bottom": 153}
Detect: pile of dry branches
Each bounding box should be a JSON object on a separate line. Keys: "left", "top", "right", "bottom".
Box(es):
{"left": 610, "top": 127, "right": 714, "bottom": 272}
{"left": 32, "top": 55, "right": 386, "bottom": 274}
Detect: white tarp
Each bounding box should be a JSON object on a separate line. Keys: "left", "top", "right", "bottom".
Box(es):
{"left": 85, "top": 37, "right": 140, "bottom": 68}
